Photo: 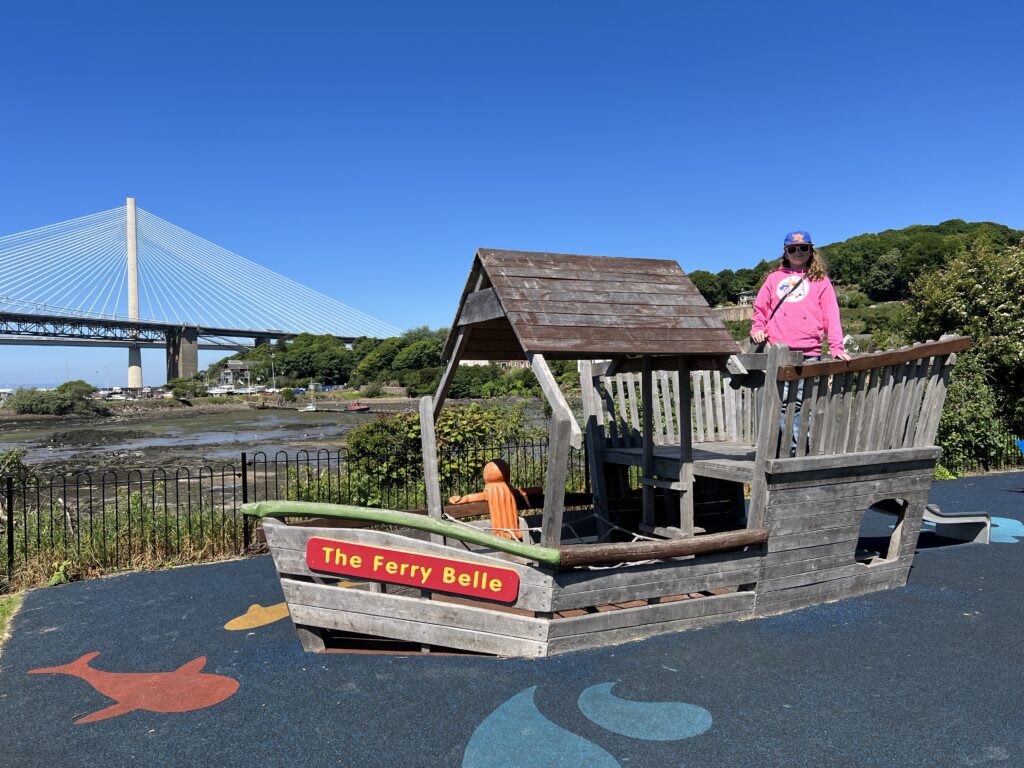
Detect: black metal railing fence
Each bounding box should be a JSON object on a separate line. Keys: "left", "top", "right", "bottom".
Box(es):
{"left": 2, "top": 439, "right": 586, "bottom": 592}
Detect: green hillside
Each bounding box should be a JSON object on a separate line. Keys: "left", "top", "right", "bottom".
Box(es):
{"left": 691, "top": 219, "right": 1024, "bottom": 305}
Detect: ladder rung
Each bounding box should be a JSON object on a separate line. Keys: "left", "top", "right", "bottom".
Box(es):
{"left": 640, "top": 477, "right": 685, "bottom": 490}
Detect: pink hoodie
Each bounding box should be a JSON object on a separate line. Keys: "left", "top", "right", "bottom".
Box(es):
{"left": 751, "top": 268, "right": 845, "bottom": 357}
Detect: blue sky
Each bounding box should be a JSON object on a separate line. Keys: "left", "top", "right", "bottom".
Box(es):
{"left": 1, "top": 0, "right": 1022, "bottom": 386}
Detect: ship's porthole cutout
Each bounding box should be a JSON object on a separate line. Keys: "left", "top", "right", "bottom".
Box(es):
{"left": 855, "top": 498, "right": 907, "bottom": 565}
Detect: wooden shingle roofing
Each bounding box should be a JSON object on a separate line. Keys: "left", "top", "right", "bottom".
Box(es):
{"left": 442, "top": 249, "right": 739, "bottom": 362}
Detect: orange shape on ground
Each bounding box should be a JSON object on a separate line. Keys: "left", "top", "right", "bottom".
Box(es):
{"left": 224, "top": 602, "right": 291, "bottom": 631}
{"left": 29, "top": 652, "right": 239, "bottom": 724}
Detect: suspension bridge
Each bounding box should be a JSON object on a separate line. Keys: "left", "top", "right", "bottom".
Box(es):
{"left": 0, "top": 198, "right": 401, "bottom": 387}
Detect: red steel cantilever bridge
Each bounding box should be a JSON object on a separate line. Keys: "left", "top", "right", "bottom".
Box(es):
{"left": 0, "top": 198, "right": 400, "bottom": 386}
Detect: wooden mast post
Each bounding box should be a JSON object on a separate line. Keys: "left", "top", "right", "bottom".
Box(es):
{"left": 678, "top": 355, "right": 695, "bottom": 536}
{"left": 641, "top": 356, "right": 655, "bottom": 529}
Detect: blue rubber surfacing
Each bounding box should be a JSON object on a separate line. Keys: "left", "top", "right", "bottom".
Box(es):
{"left": 1, "top": 472, "right": 1022, "bottom": 768}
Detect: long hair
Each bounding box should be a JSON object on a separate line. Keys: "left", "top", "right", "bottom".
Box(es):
{"left": 779, "top": 247, "right": 828, "bottom": 281}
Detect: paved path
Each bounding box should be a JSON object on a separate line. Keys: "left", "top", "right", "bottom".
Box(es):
{"left": 2, "top": 473, "right": 1022, "bottom": 768}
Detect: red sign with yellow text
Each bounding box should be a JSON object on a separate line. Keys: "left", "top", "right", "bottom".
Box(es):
{"left": 305, "top": 537, "right": 520, "bottom": 603}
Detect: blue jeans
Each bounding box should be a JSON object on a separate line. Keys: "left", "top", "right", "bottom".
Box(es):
{"left": 779, "top": 356, "right": 819, "bottom": 457}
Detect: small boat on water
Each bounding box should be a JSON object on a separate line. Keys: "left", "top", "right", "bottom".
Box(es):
{"left": 299, "top": 399, "right": 317, "bottom": 412}
{"left": 343, "top": 402, "right": 371, "bottom": 413}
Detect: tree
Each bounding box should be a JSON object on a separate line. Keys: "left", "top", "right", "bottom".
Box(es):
{"left": 910, "top": 241, "right": 1024, "bottom": 432}
{"left": 688, "top": 270, "right": 725, "bottom": 306}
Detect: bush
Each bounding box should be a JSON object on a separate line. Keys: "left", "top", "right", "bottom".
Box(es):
{"left": 4, "top": 387, "right": 107, "bottom": 417}
{"left": 936, "top": 353, "right": 1015, "bottom": 473}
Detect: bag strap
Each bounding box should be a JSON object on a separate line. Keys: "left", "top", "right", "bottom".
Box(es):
{"left": 768, "top": 275, "right": 805, "bottom": 321}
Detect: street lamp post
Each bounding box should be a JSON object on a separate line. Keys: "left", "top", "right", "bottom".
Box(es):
{"left": 270, "top": 354, "right": 277, "bottom": 390}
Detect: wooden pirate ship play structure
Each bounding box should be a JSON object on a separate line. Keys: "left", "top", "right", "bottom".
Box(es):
{"left": 245, "top": 249, "right": 974, "bottom": 657}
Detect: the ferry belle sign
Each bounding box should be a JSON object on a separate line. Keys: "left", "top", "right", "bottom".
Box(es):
{"left": 305, "top": 537, "right": 520, "bottom": 603}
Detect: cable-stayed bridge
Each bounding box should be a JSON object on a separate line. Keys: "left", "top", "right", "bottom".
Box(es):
{"left": 0, "top": 199, "right": 401, "bottom": 386}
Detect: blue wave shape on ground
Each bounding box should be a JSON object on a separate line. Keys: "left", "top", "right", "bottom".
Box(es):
{"left": 463, "top": 687, "right": 620, "bottom": 768}
{"left": 991, "top": 516, "right": 1024, "bottom": 543}
{"left": 577, "top": 683, "right": 713, "bottom": 741}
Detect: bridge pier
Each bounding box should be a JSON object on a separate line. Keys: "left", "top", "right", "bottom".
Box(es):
{"left": 166, "top": 328, "right": 199, "bottom": 381}
{"left": 253, "top": 336, "right": 272, "bottom": 348}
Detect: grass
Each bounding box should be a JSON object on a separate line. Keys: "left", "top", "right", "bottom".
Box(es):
{"left": 0, "top": 593, "right": 23, "bottom": 653}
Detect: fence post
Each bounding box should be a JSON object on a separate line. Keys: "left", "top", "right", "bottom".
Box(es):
{"left": 5, "top": 476, "right": 14, "bottom": 586}
{"left": 241, "top": 452, "right": 250, "bottom": 550}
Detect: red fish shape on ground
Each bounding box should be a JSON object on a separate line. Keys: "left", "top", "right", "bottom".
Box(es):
{"left": 29, "top": 652, "right": 239, "bottom": 724}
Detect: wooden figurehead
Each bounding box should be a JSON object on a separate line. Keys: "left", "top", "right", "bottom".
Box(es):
{"left": 449, "top": 459, "right": 525, "bottom": 540}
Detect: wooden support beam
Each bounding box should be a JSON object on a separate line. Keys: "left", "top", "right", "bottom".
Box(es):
{"left": 677, "top": 355, "right": 694, "bottom": 536}
{"left": 641, "top": 356, "right": 655, "bottom": 528}
{"left": 579, "top": 361, "right": 610, "bottom": 540}
{"left": 747, "top": 344, "right": 785, "bottom": 528}
{"left": 419, "top": 396, "right": 445, "bottom": 545}
{"left": 433, "top": 327, "right": 471, "bottom": 420}
{"left": 558, "top": 528, "right": 768, "bottom": 567}
{"left": 529, "top": 353, "right": 583, "bottom": 449}
{"left": 540, "top": 414, "right": 573, "bottom": 548}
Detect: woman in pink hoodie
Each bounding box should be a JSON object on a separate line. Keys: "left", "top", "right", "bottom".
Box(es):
{"left": 750, "top": 231, "right": 850, "bottom": 454}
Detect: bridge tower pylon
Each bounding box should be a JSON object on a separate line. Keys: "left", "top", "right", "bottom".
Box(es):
{"left": 126, "top": 196, "right": 143, "bottom": 389}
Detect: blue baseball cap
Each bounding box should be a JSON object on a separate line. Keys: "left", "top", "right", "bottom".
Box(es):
{"left": 784, "top": 231, "right": 813, "bottom": 246}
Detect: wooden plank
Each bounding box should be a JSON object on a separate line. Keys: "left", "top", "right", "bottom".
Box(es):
{"left": 845, "top": 370, "right": 868, "bottom": 453}
{"left": 419, "top": 396, "right": 445, "bottom": 545}
{"left": 490, "top": 274, "right": 704, "bottom": 298}
{"left": 690, "top": 372, "right": 705, "bottom": 443}
{"left": 603, "top": 377, "right": 621, "bottom": 448}
{"left": 625, "top": 373, "right": 642, "bottom": 441}
{"left": 282, "top": 579, "right": 548, "bottom": 641}
{"left": 518, "top": 326, "right": 737, "bottom": 343}
{"left": 862, "top": 365, "right": 894, "bottom": 451}
{"left": 495, "top": 286, "right": 711, "bottom": 306}
{"left": 501, "top": 299, "right": 718, "bottom": 318}
{"left": 766, "top": 471, "right": 935, "bottom": 499}
{"left": 914, "top": 356, "right": 953, "bottom": 447}
{"left": 614, "top": 375, "right": 631, "bottom": 446}
{"left": 755, "top": 567, "right": 909, "bottom": 606}
{"left": 547, "top": 592, "right": 754, "bottom": 641}
{"left": 659, "top": 372, "right": 676, "bottom": 444}
{"left": 552, "top": 557, "right": 760, "bottom": 610}
{"left": 765, "top": 445, "right": 942, "bottom": 475}
{"left": 287, "top": 600, "right": 547, "bottom": 658}
{"left": 901, "top": 356, "right": 934, "bottom": 448}
{"left": 651, "top": 367, "right": 666, "bottom": 446}
{"left": 478, "top": 250, "right": 685, "bottom": 276}
{"left": 529, "top": 353, "right": 582, "bottom": 449}
{"left": 711, "top": 370, "right": 725, "bottom": 441}
{"left": 776, "top": 336, "right": 972, "bottom": 381}
{"left": 540, "top": 415, "right": 573, "bottom": 548}
{"left": 854, "top": 368, "right": 880, "bottom": 452}
{"left": 758, "top": 560, "right": 906, "bottom": 594}
{"left": 794, "top": 376, "right": 815, "bottom": 457}
{"left": 546, "top": 605, "right": 753, "bottom": 655}
{"left": 807, "top": 374, "right": 830, "bottom": 455}
{"left": 486, "top": 263, "right": 702, "bottom": 285}
{"left": 457, "top": 287, "right": 505, "bottom": 326}
{"left": 515, "top": 338, "right": 740, "bottom": 356}
{"left": 747, "top": 344, "right": 785, "bottom": 527}
{"left": 512, "top": 311, "right": 724, "bottom": 330}
{"left": 781, "top": 377, "right": 799, "bottom": 456}
{"left": 833, "top": 372, "right": 856, "bottom": 453}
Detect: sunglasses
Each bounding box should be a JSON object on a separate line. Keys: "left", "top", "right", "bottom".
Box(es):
{"left": 785, "top": 244, "right": 811, "bottom": 254}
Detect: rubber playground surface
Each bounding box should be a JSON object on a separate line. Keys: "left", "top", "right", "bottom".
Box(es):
{"left": 2, "top": 472, "right": 1023, "bottom": 768}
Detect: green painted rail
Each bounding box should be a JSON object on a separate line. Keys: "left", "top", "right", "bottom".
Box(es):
{"left": 241, "top": 501, "right": 562, "bottom": 565}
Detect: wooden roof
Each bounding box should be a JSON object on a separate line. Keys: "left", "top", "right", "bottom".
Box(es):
{"left": 442, "top": 249, "right": 739, "bottom": 362}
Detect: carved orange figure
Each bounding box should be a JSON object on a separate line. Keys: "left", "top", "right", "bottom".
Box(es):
{"left": 449, "top": 459, "right": 523, "bottom": 540}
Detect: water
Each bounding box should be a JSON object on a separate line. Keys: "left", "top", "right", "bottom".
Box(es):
{"left": 0, "top": 408, "right": 379, "bottom": 464}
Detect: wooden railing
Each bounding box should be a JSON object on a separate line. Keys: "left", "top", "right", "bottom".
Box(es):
{"left": 762, "top": 336, "right": 971, "bottom": 461}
